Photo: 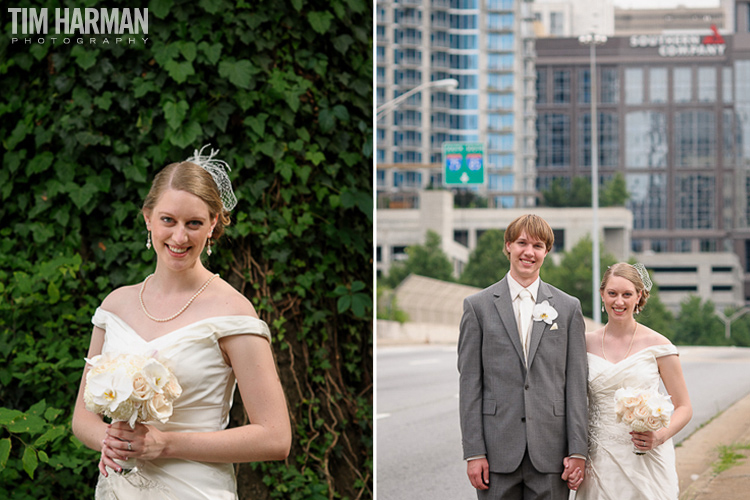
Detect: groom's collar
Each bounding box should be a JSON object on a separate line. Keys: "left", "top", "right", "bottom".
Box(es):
{"left": 506, "top": 273, "right": 540, "bottom": 301}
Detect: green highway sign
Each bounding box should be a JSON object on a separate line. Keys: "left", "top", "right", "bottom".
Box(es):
{"left": 443, "top": 142, "right": 484, "bottom": 185}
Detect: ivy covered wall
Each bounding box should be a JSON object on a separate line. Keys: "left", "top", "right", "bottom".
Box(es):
{"left": 0, "top": 1, "right": 373, "bottom": 498}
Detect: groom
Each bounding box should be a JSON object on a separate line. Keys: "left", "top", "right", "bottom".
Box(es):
{"left": 457, "top": 214, "right": 588, "bottom": 499}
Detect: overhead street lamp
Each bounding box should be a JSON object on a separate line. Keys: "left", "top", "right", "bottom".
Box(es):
{"left": 376, "top": 78, "right": 459, "bottom": 121}
{"left": 579, "top": 32, "right": 607, "bottom": 324}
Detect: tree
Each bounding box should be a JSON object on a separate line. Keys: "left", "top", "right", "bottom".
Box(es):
{"left": 460, "top": 229, "right": 510, "bottom": 288}
{"left": 541, "top": 174, "right": 629, "bottom": 208}
{"left": 454, "top": 189, "right": 488, "bottom": 208}
{"left": 540, "top": 177, "right": 591, "bottom": 207}
{"left": 541, "top": 236, "right": 617, "bottom": 319}
{"left": 671, "top": 297, "right": 727, "bottom": 346}
{"left": 385, "top": 230, "right": 454, "bottom": 287}
{"left": 600, "top": 172, "right": 629, "bottom": 207}
{"left": 633, "top": 283, "right": 675, "bottom": 340}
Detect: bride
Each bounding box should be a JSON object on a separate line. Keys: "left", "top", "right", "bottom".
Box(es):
{"left": 570, "top": 263, "right": 692, "bottom": 499}
{"left": 72, "top": 147, "right": 291, "bottom": 499}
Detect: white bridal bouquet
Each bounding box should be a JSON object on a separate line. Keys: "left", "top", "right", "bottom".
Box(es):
{"left": 614, "top": 387, "right": 674, "bottom": 454}
{"left": 84, "top": 352, "right": 182, "bottom": 428}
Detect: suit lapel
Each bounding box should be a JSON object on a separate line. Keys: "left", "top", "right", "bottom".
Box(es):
{"left": 492, "top": 277, "right": 526, "bottom": 363}
{"left": 526, "top": 281, "right": 554, "bottom": 369}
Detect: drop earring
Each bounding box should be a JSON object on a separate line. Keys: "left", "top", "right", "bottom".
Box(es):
{"left": 146, "top": 231, "right": 152, "bottom": 250}
{"left": 206, "top": 237, "right": 212, "bottom": 256}
{"left": 601, "top": 303, "right": 605, "bottom": 313}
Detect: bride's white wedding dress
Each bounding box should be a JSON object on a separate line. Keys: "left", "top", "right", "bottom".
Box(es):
{"left": 575, "top": 344, "right": 680, "bottom": 500}
{"left": 90, "top": 308, "right": 271, "bottom": 500}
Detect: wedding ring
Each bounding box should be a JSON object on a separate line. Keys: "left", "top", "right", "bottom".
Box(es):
{"left": 127, "top": 441, "right": 132, "bottom": 451}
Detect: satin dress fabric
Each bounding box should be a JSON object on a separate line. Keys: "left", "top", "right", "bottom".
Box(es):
{"left": 90, "top": 308, "right": 271, "bottom": 500}
{"left": 575, "top": 344, "right": 680, "bottom": 500}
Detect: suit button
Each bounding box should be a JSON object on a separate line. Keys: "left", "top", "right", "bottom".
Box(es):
{"left": 524, "top": 384, "right": 529, "bottom": 390}
{"left": 521, "top": 417, "right": 526, "bottom": 422}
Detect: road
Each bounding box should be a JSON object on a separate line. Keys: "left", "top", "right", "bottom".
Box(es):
{"left": 375, "top": 344, "right": 750, "bottom": 500}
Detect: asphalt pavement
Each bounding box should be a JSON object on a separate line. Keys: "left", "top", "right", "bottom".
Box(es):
{"left": 376, "top": 344, "right": 750, "bottom": 500}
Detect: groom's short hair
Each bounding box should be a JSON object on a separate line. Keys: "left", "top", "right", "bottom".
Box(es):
{"left": 503, "top": 214, "right": 555, "bottom": 259}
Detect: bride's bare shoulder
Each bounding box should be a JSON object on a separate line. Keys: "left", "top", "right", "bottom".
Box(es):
{"left": 99, "top": 284, "right": 141, "bottom": 315}
{"left": 207, "top": 278, "right": 259, "bottom": 318}
{"left": 639, "top": 324, "right": 672, "bottom": 346}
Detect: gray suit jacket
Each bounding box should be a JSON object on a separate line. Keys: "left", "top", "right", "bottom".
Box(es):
{"left": 457, "top": 276, "right": 588, "bottom": 474}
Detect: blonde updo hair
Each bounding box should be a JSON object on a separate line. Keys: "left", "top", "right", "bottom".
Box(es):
{"left": 600, "top": 262, "right": 650, "bottom": 313}
{"left": 142, "top": 161, "right": 231, "bottom": 241}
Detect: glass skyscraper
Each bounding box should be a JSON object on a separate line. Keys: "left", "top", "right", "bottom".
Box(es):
{"left": 376, "top": 0, "right": 537, "bottom": 208}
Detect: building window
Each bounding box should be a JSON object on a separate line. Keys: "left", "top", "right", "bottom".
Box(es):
{"left": 724, "top": 110, "right": 735, "bottom": 165}
{"left": 578, "top": 112, "right": 619, "bottom": 168}
{"left": 632, "top": 239, "right": 644, "bottom": 253}
{"left": 537, "top": 69, "right": 548, "bottom": 104}
{"left": 377, "top": 169, "right": 386, "bottom": 190}
{"left": 650, "top": 239, "right": 668, "bottom": 252}
{"left": 549, "top": 11, "right": 564, "bottom": 35}
{"left": 392, "top": 246, "right": 407, "bottom": 261}
{"left": 627, "top": 173, "right": 667, "bottom": 230}
{"left": 649, "top": 67, "right": 668, "bottom": 103}
{"left": 700, "top": 239, "right": 717, "bottom": 252}
{"left": 578, "top": 68, "right": 591, "bottom": 104}
{"left": 723, "top": 66, "right": 733, "bottom": 103}
{"left": 625, "top": 111, "right": 667, "bottom": 168}
{"left": 601, "top": 68, "right": 619, "bottom": 104}
{"left": 376, "top": 246, "right": 382, "bottom": 262}
{"left": 698, "top": 67, "right": 717, "bottom": 103}
{"left": 553, "top": 70, "right": 570, "bottom": 104}
{"left": 673, "top": 67, "right": 692, "bottom": 103}
{"left": 674, "top": 110, "right": 716, "bottom": 168}
{"left": 537, "top": 113, "right": 570, "bottom": 168}
{"left": 675, "top": 239, "right": 692, "bottom": 252}
{"left": 454, "top": 230, "right": 469, "bottom": 246}
{"left": 674, "top": 174, "right": 715, "bottom": 230}
{"left": 625, "top": 68, "right": 643, "bottom": 105}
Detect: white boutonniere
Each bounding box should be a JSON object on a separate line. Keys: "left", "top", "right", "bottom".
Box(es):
{"left": 532, "top": 301, "right": 558, "bottom": 325}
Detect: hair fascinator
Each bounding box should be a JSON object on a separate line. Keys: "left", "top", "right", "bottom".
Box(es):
{"left": 185, "top": 144, "right": 237, "bottom": 211}
{"left": 631, "top": 262, "right": 653, "bottom": 292}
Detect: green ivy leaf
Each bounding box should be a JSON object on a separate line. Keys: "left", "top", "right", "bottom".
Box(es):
{"left": 149, "top": 0, "right": 174, "bottom": 19}
{"left": 333, "top": 35, "right": 353, "bottom": 55}
{"left": 179, "top": 42, "right": 197, "bottom": 63}
{"left": 305, "top": 151, "right": 326, "bottom": 166}
{"left": 308, "top": 12, "right": 334, "bottom": 34}
{"left": 47, "top": 281, "right": 60, "bottom": 304}
{"left": 71, "top": 46, "right": 97, "bottom": 70}
{"left": 6, "top": 413, "right": 46, "bottom": 434}
{"left": 168, "top": 121, "right": 202, "bottom": 148}
{"left": 291, "top": 0, "right": 303, "bottom": 12}
{"left": 198, "top": 42, "right": 223, "bottom": 65}
{"left": 22, "top": 446, "right": 38, "bottom": 479}
{"left": 337, "top": 295, "right": 352, "bottom": 313}
{"left": 94, "top": 92, "right": 113, "bottom": 110}
{"left": 0, "top": 408, "right": 23, "bottom": 425}
{"left": 218, "top": 59, "right": 258, "bottom": 90}
{"left": 0, "top": 438, "right": 10, "bottom": 471}
{"left": 27, "top": 152, "right": 54, "bottom": 175}
{"left": 165, "top": 60, "right": 195, "bottom": 84}
{"left": 163, "top": 100, "right": 189, "bottom": 130}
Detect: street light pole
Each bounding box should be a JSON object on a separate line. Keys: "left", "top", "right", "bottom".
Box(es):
{"left": 579, "top": 33, "right": 607, "bottom": 324}
{"left": 376, "top": 78, "right": 459, "bottom": 121}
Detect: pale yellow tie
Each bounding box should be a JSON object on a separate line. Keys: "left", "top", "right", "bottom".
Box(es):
{"left": 518, "top": 289, "right": 534, "bottom": 360}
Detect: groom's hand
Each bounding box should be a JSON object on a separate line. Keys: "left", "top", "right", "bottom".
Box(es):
{"left": 467, "top": 457, "right": 490, "bottom": 490}
{"left": 561, "top": 456, "right": 586, "bottom": 490}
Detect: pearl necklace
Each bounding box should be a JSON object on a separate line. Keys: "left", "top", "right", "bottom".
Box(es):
{"left": 601, "top": 321, "right": 638, "bottom": 362}
{"left": 139, "top": 273, "right": 219, "bottom": 322}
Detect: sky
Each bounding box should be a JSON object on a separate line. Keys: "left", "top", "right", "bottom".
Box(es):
{"left": 613, "top": 0, "right": 719, "bottom": 8}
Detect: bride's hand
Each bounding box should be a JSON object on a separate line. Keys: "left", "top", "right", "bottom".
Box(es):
{"left": 104, "top": 421, "right": 168, "bottom": 462}
{"left": 630, "top": 430, "right": 664, "bottom": 451}
{"left": 99, "top": 438, "right": 127, "bottom": 476}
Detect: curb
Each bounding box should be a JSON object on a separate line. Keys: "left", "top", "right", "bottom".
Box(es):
{"left": 678, "top": 392, "right": 750, "bottom": 500}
